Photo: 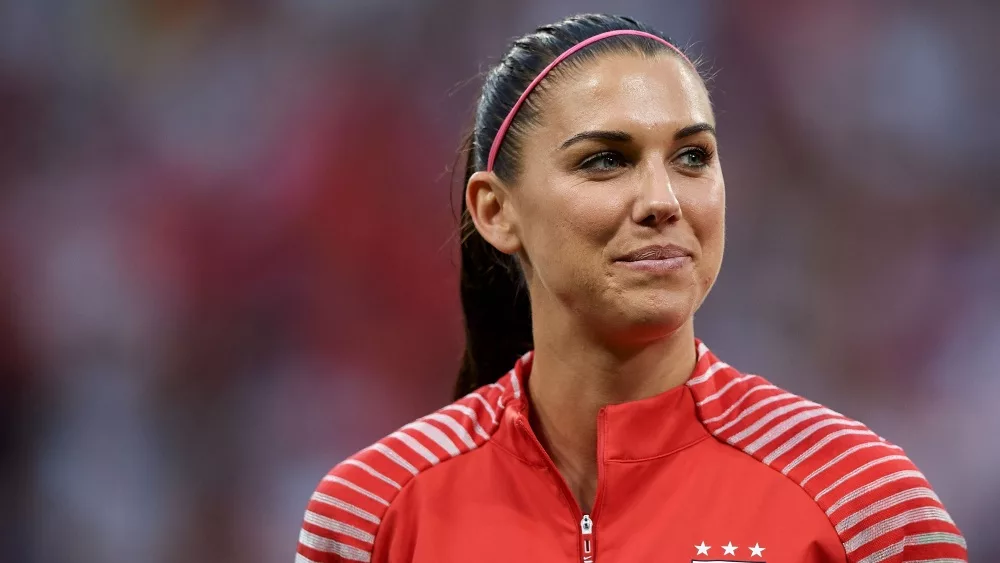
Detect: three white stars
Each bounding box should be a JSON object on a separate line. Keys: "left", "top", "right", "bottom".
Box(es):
{"left": 693, "top": 541, "right": 766, "bottom": 558}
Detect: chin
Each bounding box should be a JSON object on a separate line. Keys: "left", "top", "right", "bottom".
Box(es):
{"left": 609, "top": 296, "right": 695, "bottom": 341}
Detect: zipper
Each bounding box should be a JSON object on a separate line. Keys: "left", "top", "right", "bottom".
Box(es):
{"left": 515, "top": 408, "right": 607, "bottom": 563}
{"left": 585, "top": 408, "right": 607, "bottom": 563}
{"left": 580, "top": 514, "right": 595, "bottom": 563}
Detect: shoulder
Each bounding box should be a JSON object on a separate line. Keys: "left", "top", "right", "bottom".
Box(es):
{"left": 688, "top": 342, "right": 968, "bottom": 563}
{"left": 294, "top": 374, "right": 514, "bottom": 563}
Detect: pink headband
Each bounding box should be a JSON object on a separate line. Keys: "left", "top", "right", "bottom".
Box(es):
{"left": 486, "top": 29, "right": 694, "bottom": 172}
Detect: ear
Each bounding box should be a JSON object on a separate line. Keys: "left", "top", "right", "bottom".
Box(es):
{"left": 466, "top": 170, "right": 522, "bottom": 255}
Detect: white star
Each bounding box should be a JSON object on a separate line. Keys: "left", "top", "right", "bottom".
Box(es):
{"left": 722, "top": 542, "right": 738, "bottom": 556}
{"left": 695, "top": 541, "right": 710, "bottom": 555}
{"left": 750, "top": 543, "right": 766, "bottom": 558}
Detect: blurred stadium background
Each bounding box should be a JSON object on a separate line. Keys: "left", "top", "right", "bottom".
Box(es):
{"left": 1, "top": 0, "right": 998, "bottom": 561}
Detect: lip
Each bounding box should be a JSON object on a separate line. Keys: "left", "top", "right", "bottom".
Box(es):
{"left": 614, "top": 244, "right": 694, "bottom": 273}
{"left": 616, "top": 244, "right": 693, "bottom": 263}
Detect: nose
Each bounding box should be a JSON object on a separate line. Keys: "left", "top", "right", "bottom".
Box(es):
{"left": 631, "top": 160, "right": 682, "bottom": 227}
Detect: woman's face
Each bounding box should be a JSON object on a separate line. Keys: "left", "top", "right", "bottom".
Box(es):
{"left": 475, "top": 52, "right": 725, "bottom": 343}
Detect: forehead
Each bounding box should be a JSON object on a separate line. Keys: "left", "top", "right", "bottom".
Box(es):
{"left": 540, "top": 53, "right": 712, "bottom": 139}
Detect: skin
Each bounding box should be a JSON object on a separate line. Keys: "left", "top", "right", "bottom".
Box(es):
{"left": 466, "top": 51, "right": 725, "bottom": 514}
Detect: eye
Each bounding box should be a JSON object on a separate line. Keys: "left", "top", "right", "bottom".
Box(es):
{"left": 579, "top": 151, "right": 628, "bottom": 172}
{"left": 675, "top": 147, "right": 712, "bottom": 169}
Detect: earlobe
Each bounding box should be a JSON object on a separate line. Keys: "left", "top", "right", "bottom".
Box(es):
{"left": 466, "top": 171, "right": 522, "bottom": 255}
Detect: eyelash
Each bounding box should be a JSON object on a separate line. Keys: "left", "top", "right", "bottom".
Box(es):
{"left": 677, "top": 146, "right": 714, "bottom": 168}
{"left": 579, "top": 151, "right": 628, "bottom": 172}
{"left": 578, "top": 146, "right": 715, "bottom": 173}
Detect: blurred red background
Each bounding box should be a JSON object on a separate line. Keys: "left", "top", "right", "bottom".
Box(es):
{"left": 1, "top": 1, "right": 997, "bottom": 561}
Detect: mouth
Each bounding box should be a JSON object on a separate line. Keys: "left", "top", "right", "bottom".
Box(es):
{"left": 617, "top": 244, "right": 693, "bottom": 262}
{"left": 614, "top": 244, "right": 693, "bottom": 272}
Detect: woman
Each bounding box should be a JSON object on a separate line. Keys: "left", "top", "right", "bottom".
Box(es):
{"left": 295, "top": 14, "right": 966, "bottom": 563}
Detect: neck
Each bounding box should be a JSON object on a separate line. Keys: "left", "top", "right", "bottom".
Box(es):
{"left": 525, "top": 306, "right": 697, "bottom": 514}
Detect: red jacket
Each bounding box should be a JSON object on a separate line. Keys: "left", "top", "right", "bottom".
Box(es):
{"left": 295, "top": 341, "right": 967, "bottom": 562}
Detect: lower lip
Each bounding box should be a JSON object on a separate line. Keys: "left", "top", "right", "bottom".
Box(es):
{"left": 616, "top": 256, "right": 692, "bottom": 272}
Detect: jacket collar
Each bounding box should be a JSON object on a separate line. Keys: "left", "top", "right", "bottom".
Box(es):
{"left": 492, "top": 339, "right": 727, "bottom": 465}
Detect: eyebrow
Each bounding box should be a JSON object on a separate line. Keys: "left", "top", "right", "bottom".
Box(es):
{"left": 559, "top": 130, "right": 633, "bottom": 150}
{"left": 675, "top": 122, "right": 717, "bottom": 140}
{"left": 558, "top": 122, "right": 717, "bottom": 150}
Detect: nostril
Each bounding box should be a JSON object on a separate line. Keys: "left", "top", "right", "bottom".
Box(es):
{"left": 640, "top": 212, "right": 662, "bottom": 227}
{"left": 640, "top": 208, "right": 681, "bottom": 227}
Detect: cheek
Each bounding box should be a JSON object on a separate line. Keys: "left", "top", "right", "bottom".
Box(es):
{"left": 684, "top": 179, "right": 726, "bottom": 276}
{"left": 567, "top": 184, "right": 631, "bottom": 239}
{"left": 521, "top": 182, "right": 626, "bottom": 281}
{"left": 533, "top": 179, "right": 625, "bottom": 242}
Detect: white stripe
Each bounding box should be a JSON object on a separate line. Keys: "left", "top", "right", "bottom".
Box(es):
{"left": 296, "top": 553, "right": 320, "bottom": 563}
{"left": 837, "top": 487, "right": 941, "bottom": 533}
{"left": 424, "top": 412, "right": 477, "bottom": 449}
{"left": 340, "top": 459, "right": 401, "bottom": 490}
{"left": 713, "top": 393, "right": 799, "bottom": 434}
{"left": 323, "top": 475, "right": 389, "bottom": 506}
{"left": 763, "top": 417, "right": 866, "bottom": 465}
{"left": 845, "top": 507, "right": 956, "bottom": 553}
{"left": 783, "top": 429, "right": 879, "bottom": 475}
{"left": 696, "top": 341, "right": 709, "bottom": 359}
{"left": 702, "top": 384, "right": 778, "bottom": 424}
{"left": 389, "top": 431, "right": 440, "bottom": 465}
{"left": 441, "top": 405, "right": 492, "bottom": 441}
{"left": 465, "top": 392, "right": 497, "bottom": 424}
{"left": 403, "top": 422, "right": 461, "bottom": 456}
{"left": 367, "top": 443, "right": 418, "bottom": 475}
{"left": 801, "top": 441, "right": 899, "bottom": 487}
{"left": 856, "top": 533, "right": 967, "bottom": 563}
{"left": 724, "top": 400, "right": 817, "bottom": 443}
{"left": 298, "top": 529, "right": 371, "bottom": 562}
{"left": 697, "top": 374, "right": 756, "bottom": 407}
{"left": 510, "top": 371, "right": 522, "bottom": 399}
{"left": 744, "top": 409, "right": 843, "bottom": 454}
{"left": 489, "top": 383, "right": 506, "bottom": 410}
{"left": 826, "top": 470, "right": 925, "bottom": 515}
{"left": 303, "top": 510, "right": 375, "bottom": 543}
{"left": 310, "top": 492, "right": 380, "bottom": 525}
{"left": 816, "top": 455, "right": 911, "bottom": 502}
{"left": 687, "top": 360, "right": 730, "bottom": 386}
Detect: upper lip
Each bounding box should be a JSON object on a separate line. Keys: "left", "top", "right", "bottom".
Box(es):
{"left": 617, "top": 244, "right": 693, "bottom": 262}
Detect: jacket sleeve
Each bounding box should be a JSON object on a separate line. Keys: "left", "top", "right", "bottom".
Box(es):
{"left": 294, "top": 451, "right": 408, "bottom": 563}
{"left": 833, "top": 453, "right": 968, "bottom": 562}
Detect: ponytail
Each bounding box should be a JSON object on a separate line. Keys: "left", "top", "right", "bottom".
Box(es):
{"left": 453, "top": 133, "right": 533, "bottom": 400}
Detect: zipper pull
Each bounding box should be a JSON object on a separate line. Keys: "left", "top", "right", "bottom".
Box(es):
{"left": 580, "top": 514, "right": 594, "bottom": 562}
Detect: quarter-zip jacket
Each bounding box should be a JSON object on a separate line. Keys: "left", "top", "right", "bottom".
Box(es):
{"left": 295, "top": 341, "right": 967, "bottom": 562}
